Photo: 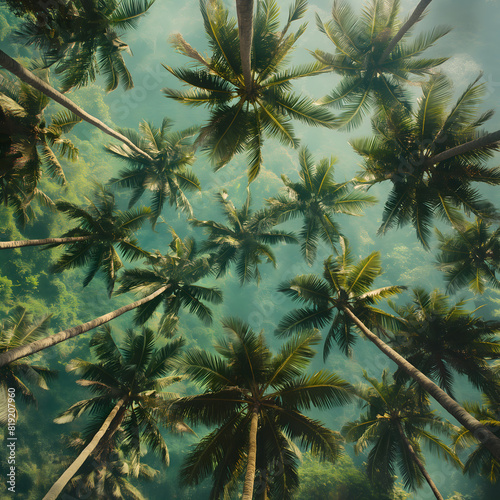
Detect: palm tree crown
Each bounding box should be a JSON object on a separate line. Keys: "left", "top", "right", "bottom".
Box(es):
{"left": 0, "top": 71, "right": 80, "bottom": 224}
{"left": 171, "top": 318, "right": 353, "bottom": 499}
{"left": 314, "top": 0, "right": 449, "bottom": 130}
{"left": 191, "top": 189, "right": 297, "bottom": 284}
{"left": 353, "top": 74, "right": 500, "bottom": 248}
{"left": 17, "top": 0, "right": 155, "bottom": 92}
{"left": 343, "top": 370, "right": 460, "bottom": 498}
{"left": 266, "top": 147, "right": 377, "bottom": 264}
{"left": 163, "top": 0, "right": 336, "bottom": 182}
{"left": 389, "top": 288, "right": 500, "bottom": 398}
{"left": 436, "top": 218, "right": 500, "bottom": 295}
{"left": 106, "top": 118, "right": 200, "bottom": 226}
{"left": 277, "top": 238, "right": 404, "bottom": 357}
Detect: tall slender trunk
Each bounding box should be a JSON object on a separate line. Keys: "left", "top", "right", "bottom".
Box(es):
{"left": 395, "top": 420, "right": 444, "bottom": 500}
{"left": 0, "top": 286, "right": 169, "bottom": 367}
{"left": 342, "top": 305, "right": 500, "bottom": 460}
{"left": 241, "top": 405, "right": 259, "bottom": 500}
{"left": 0, "top": 50, "right": 153, "bottom": 161}
{"left": 236, "top": 0, "right": 254, "bottom": 94}
{"left": 379, "top": 0, "right": 433, "bottom": 64}
{"left": 42, "top": 398, "right": 127, "bottom": 500}
{"left": 0, "top": 235, "right": 91, "bottom": 250}
{"left": 426, "top": 129, "right": 500, "bottom": 166}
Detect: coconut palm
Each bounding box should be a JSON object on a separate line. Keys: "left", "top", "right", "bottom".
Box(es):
{"left": 43, "top": 325, "right": 189, "bottom": 500}
{"left": 191, "top": 189, "right": 297, "bottom": 284}
{"left": 0, "top": 71, "right": 81, "bottom": 224}
{"left": 343, "top": 370, "right": 461, "bottom": 500}
{"left": 276, "top": 239, "right": 500, "bottom": 460}
{"left": 1, "top": 0, "right": 65, "bottom": 18}
{"left": 314, "top": 0, "right": 449, "bottom": 130}
{"left": 453, "top": 394, "right": 500, "bottom": 484}
{"left": 436, "top": 219, "right": 500, "bottom": 294}
{"left": 17, "top": 0, "right": 155, "bottom": 92}
{"left": 0, "top": 306, "right": 56, "bottom": 425}
{"left": 389, "top": 288, "right": 500, "bottom": 399}
{"left": 265, "top": 147, "right": 377, "bottom": 265}
{"left": 353, "top": 74, "right": 500, "bottom": 248}
{"left": 171, "top": 318, "right": 353, "bottom": 500}
{"left": 0, "top": 232, "right": 222, "bottom": 367}
{"left": 0, "top": 185, "right": 151, "bottom": 296}
{"left": 163, "top": 0, "right": 336, "bottom": 182}
{"left": 106, "top": 118, "right": 200, "bottom": 225}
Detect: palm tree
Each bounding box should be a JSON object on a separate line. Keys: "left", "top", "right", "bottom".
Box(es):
{"left": 276, "top": 239, "right": 500, "bottom": 460}
{"left": 106, "top": 118, "right": 200, "bottom": 225}
{"left": 0, "top": 185, "right": 151, "bottom": 296}
{"left": 170, "top": 318, "right": 353, "bottom": 500}
{"left": 0, "top": 71, "right": 80, "bottom": 224}
{"left": 436, "top": 219, "right": 500, "bottom": 294}
{"left": 343, "top": 370, "right": 461, "bottom": 500}
{"left": 388, "top": 288, "right": 500, "bottom": 399}
{"left": 314, "top": 0, "right": 449, "bottom": 130}
{"left": 191, "top": 189, "right": 297, "bottom": 284}
{"left": 453, "top": 394, "right": 500, "bottom": 484}
{"left": 265, "top": 147, "right": 377, "bottom": 265}
{"left": 0, "top": 306, "right": 56, "bottom": 425}
{"left": 0, "top": 49, "right": 153, "bottom": 159}
{"left": 163, "top": 0, "right": 336, "bottom": 182}
{"left": 43, "top": 325, "right": 189, "bottom": 500}
{"left": 353, "top": 74, "right": 500, "bottom": 248}
{"left": 17, "top": 0, "right": 155, "bottom": 92}
{"left": 0, "top": 232, "right": 222, "bottom": 367}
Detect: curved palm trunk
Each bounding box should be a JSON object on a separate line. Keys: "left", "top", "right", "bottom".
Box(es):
{"left": 379, "top": 0, "right": 433, "bottom": 64}
{"left": 242, "top": 405, "right": 259, "bottom": 500}
{"left": 427, "top": 129, "right": 500, "bottom": 166}
{"left": 42, "top": 397, "right": 127, "bottom": 500}
{"left": 0, "top": 286, "right": 169, "bottom": 367}
{"left": 0, "top": 235, "right": 91, "bottom": 249}
{"left": 0, "top": 50, "right": 153, "bottom": 161}
{"left": 236, "top": 0, "right": 254, "bottom": 93}
{"left": 342, "top": 306, "right": 500, "bottom": 460}
{"left": 395, "top": 420, "right": 444, "bottom": 500}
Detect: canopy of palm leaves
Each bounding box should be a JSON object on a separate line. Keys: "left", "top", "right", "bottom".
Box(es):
{"left": 171, "top": 317, "right": 352, "bottom": 499}
{"left": 191, "top": 189, "right": 297, "bottom": 284}
{"left": 436, "top": 219, "right": 500, "bottom": 295}
{"left": 48, "top": 185, "right": 151, "bottom": 295}
{"left": 17, "top": 0, "right": 155, "bottom": 92}
{"left": 314, "top": 0, "right": 449, "bottom": 130}
{"left": 0, "top": 306, "right": 57, "bottom": 424}
{"left": 106, "top": 118, "right": 200, "bottom": 226}
{"left": 265, "top": 147, "right": 377, "bottom": 264}
{"left": 388, "top": 288, "right": 500, "bottom": 399}
{"left": 276, "top": 238, "right": 404, "bottom": 358}
{"left": 163, "top": 0, "right": 336, "bottom": 182}
{"left": 63, "top": 435, "right": 157, "bottom": 500}
{"left": 116, "top": 230, "right": 222, "bottom": 325}
{"left": 54, "top": 325, "right": 189, "bottom": 472}
{"left": 0, "top": 71, "right": 80, "bottom": 224}
{"left": 1, "top": 0, "right": 66, "bottom": 18}
{"left": 353, "top": 74, "right": 500, "bottom": 248}
{"left": 453, "top": 394, "right": 500, "bottom": 483}
{"left": 343, "top": 370, "right": 460, "bottom": 493}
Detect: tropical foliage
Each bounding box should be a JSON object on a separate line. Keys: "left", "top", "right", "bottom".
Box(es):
{"left": 163, "top": 0, "right": 336, "bottom": 181}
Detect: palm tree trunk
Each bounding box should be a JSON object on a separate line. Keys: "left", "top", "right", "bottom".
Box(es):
{"left": 0, "top": 286, "right": 169, "bottom": 367}
{"left": 236, "top": 0, "right": 254, "bottom": 93}
{"left": 395, "top": 420, "right": 444, "bottom": 500}
{"left": 0, "top": 49, "right": 153, "bottom": 161}
{"left": 242, "top": 405, "right": 259, "bottom": 500}
{"left": 341, "top": 305, "right": 500, "bottom": 461}
{"left": 427, "top": 129, "right": 500, "bottom": 165}
{"left": 379, "top": 0, "right": 433, "bottom": 64}
{"left": 42, "top": 397, "right": 127, "bottom": 500}
{"left": 0, "top": 235, "right": 91, "bottom": 249}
